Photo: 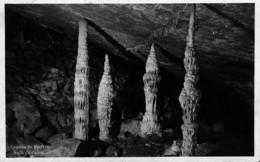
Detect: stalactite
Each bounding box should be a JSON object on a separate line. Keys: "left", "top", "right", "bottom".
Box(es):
{"left": 179, "top": 4, "right": 201, "bottom": 156}
{"left": 74, "top": 19, "right": 90, "bottom": 140}
{"left": 97, "top": 54, "right": 114, "bottom": 141}
{"left": 140, "top": 43, "right": 161, "bottom": 137}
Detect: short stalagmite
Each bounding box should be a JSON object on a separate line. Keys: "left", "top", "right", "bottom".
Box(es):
{"left": 178, "top": 4, "right": 201, "bottom": 156}
{"left": 141, "top": 43, "right": 161, "bottom": 137}
{"left": 74, "top": 19, "right": 90, "bottom": 140}
{"left": 97, "top": 55, "right": 114, "bottom": 141}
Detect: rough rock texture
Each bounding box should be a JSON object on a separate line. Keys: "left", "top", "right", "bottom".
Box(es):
{"left": 5, "top": 11, "right": 139, "bottom": 157}
{"left": 5, "top": 7, "right": 254, "bottom": 136}
{"left": 16, "top": 135, "right": 43, "bottom": 145}
{"left": 35, "top": 126, "right": 55, "bottom": 141}
{"left": 119, "top": 119, "right": 142, "bottom": 137}
{"left": 5, "top": 4, "right": 253, "bottom": 81}
{"left": 106, "top": 145, "right": 122, "bottom": 156}
{"left": 5, "top": 4, "right": 254, "bottom": 156}
{"left": 6, "top": 3, "right": 254, "bottom": 129}
{"left": 74, "top": 19, "right": 90, "bottom": 140}
{"left": 178, "top": 5, "right": 201, "bottom": 156}
{"left": 36, "top": 138, "right": 81, "bottom": 157}
{"left": 141, "top": 43, "right": 161, "bottom": 137}
{"left": 162, "top": 140, "right": 181, "bottom": 156}
{"left": 35, "top": 68, "right": 73, "bottom": 112}
{"left": 47, "top": 133, "right": 69, "bottom": 145}
{"left": 8, "top": 95, "right": 41, "bottom": 135}
{"left": 97, "top": 55, "right": 115, "bottom": 141}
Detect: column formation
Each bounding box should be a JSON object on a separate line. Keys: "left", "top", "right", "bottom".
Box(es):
{"left": 179, "top": 5, "right": 201, "bottom": 156}
{"left": 141, "top": 43, "right": 161, "bottom": 137}
{"left": 74, "top": 19, "right": 90, "bottom": 140}
{"left": 97, "top": 55, "right": 114, "bottom": 141}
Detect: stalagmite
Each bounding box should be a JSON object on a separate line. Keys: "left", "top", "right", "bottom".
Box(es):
{"left": 97, "top": 55, "right": 114, "bottom": 141}
{"left": 74, "top": 19, "right": 90, "bottom": 140}
{"left": 140, "top": 43, "right": 161, "bottom": 137}
{"left": 179, "top": 4, "right": 201, "bottom": 156}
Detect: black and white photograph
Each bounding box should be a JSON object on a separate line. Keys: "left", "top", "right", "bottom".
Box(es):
{"left": 1, "top": 1, "right": 259, "bottom": 161}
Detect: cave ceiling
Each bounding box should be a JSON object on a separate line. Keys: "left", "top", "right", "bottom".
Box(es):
{"left": 6, "top": 4, "right": 254, "bottom": 92}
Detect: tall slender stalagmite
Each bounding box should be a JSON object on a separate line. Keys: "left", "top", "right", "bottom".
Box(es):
{"left": 74, "top": 19, "right": 90, "bottom": 140}
{"left": 179, "top": 4, "right": 201, "bottom": 156}
{"left": 141, "top": 43, "right": 161, "bottom": 137}
{"left": 97, "top": 55, "right": 114, "bottom": 141}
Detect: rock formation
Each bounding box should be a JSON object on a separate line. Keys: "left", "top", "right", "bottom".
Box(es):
{"left": 178, "top": 4, "right": 201, "bottom": 156}
{"left": 37, "top": 138, "right": 81, "bottom": 157}
{"left": 120, "top": 119, "right": 142, "bottom": 137}
{"left": 8, "top": 95, "right": 41, "bottom": 135}
{"left": 162, "top": 140, "right": 181, "bottom": 156}
{"left": 74, "top": 19, "right": 90, "bottom": 140}
{"left": 97, "top": 55, "right": 114, "bottom": 141}
{"left": 140, "top": 43, "right": 161, "bottom": 137}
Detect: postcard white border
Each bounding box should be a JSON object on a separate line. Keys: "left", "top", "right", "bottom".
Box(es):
{"left": 0, "top": 0, "right": 259, "bottom": 162}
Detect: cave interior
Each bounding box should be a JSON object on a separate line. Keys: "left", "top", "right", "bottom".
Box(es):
{"left": 5, "top": 4, "right": 254, "bottom": 157}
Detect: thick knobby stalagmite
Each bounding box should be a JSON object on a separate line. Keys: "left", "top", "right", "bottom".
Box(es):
{"left": 74, "top": 19, "right": 90, "bottom": 140}
{"left": 141, "top": 43, "right": 161, "bottom": 137}
{"left": 179, "top": 4, "right": 201, "bottom": 156}
{"left": 97, "top": 55, "right": 114, "bottom": 141}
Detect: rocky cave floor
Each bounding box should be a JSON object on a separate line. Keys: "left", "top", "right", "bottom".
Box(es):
{"left": 6, "top": 127, "right": 253, "bottom": 157}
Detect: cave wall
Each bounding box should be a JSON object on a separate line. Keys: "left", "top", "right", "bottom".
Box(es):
{"left": 5, "top": 7, "right": 254, "bottom": 152}
{"left": 5, "top": 10, "right": 147, "bottom": 144}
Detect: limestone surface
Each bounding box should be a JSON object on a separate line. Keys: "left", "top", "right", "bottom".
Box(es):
{"left": 141, "top": 43, "right": 161, "bottom": 137}
{"left": 74, "top": 19, "right": 90, "bottom": 140}
{"left": 97, "top": 55, "right": 114, "bottom": 141}
{"left": 178, "top": 5, "right": 201, "bottom": 156}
